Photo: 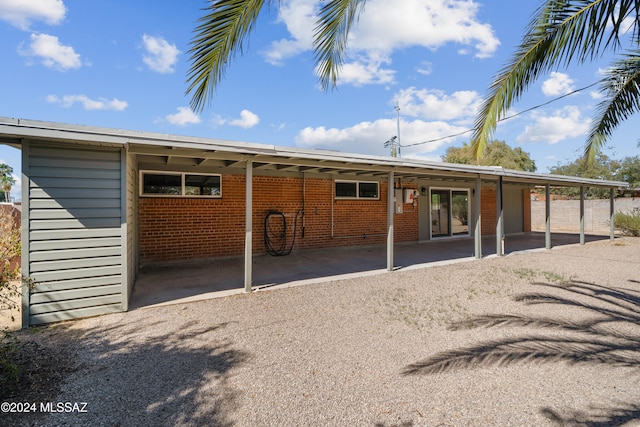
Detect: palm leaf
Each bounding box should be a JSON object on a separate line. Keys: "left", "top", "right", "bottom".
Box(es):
{"left": 186, "top": 0, "right": 268, "bottom": 112}
{"left": 313, "top": 0, "right": 367, "bottom": 91}
{"left": 471, "top": 0, "right": 639, "bottom": 159}
{"left": 585, "top": 50, "right": 640, "bottom": 161}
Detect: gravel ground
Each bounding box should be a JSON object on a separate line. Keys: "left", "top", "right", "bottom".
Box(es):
{"left": 4, "top": 237, "right": 640, "bottom": 426}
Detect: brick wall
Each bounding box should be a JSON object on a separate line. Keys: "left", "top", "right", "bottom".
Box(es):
{"left": 139, "top": 175, "right": 419, "bottom": 264}
{"left": 481, "top": 187, "right": 497, "bottom": 235}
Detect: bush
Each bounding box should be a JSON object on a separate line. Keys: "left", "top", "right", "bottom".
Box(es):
{"left": 0, "top": 206, "right": 25, "bottom": 399}
{"left": 614, "top": 208, "right": 640, "bottom": 237}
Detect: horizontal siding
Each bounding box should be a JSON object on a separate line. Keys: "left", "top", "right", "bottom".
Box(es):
{"left": 30, "top": 294, "right": 122, "bottom": 315}
{"left": 30, "top": 198, "right": 121, "bottom": 209}
{"left": 30, "top": 218, "right": 121, "bottom": 230}
{"left": 30, "top": 284, "right": 122, "bottom": 305}
{"left": 31, "top": 246, "right": 121, "bottom": 261}
{"left": 33, "top": 275, "right": 122, "bottom": 292}
{"left": 31, "top": 228, "right": 120, "bottom": 241}
{"left": 27, "top": 143, "right": 124, "bottom": 324}
{"left": 30, "top": 166, "right": 121, "bottom": 180}
{"left": 30, "top": 187, "right": 121, "bottom": 199}
{"left": 30, "top": 304, "right": 122, "bottom": 325}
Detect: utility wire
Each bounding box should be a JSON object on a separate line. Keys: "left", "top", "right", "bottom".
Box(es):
{"left": 400, "top": 81, "right": 600, "bottom": 148}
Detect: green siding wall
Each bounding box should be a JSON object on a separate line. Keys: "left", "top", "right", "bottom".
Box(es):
{"left": 26, "top": 143, "right": 124, "bottom": 325}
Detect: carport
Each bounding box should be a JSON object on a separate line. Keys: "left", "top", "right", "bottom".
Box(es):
{"left": 0, "top": 117, "right": 627, "bottom": 325}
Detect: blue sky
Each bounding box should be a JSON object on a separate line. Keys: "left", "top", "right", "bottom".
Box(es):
{"left": 0, "top": 0, "right": 638, "bottom": 201}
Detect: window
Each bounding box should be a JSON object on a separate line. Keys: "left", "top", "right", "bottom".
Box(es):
{"left": 141, "top": 171, "right": 221, "bottom": 197}
{"left": 335, "top": 180, "right": 379, "bottom": 199}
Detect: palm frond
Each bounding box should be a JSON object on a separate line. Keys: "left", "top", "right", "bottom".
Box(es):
{"left": 585, "top": 50, "right": 640, "bottom": 161}
{"left": 471, "top": 0, "right": 640, "bottom": 160}
{"left": 313, "top": 0, "right": 366, "bottom": 91}
{"left": 186, "top": 0, "right": 267, "bottom": 112}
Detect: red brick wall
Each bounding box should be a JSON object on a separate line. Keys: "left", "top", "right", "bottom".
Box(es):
{"left": 138, "top": 175, "right": 419, "bottom": 264}
{"left": 481, "top": 187, "right": 497, "bottom": 235}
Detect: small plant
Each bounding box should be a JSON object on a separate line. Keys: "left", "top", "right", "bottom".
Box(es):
{"left": 614, "top": 208, "right": 640, "bottom": 237}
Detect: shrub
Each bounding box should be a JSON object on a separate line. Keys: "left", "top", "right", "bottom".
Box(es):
{"left": 614, "top": 208, "right": 640, "bottom": 237}
{"left": 0, "top": 206, "right": 24, "bottom": 399}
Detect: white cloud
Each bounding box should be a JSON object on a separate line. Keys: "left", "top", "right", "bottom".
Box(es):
{"left": 0, "top": 0, "right": 66, "bottom": 30}
{"left": 229, "top": 110, "right": 260, "bottom": 128}
{"left": 395, "top": 87, "right": 482, "bottom": 121}
{"left": 21, "top": 33, "right": 81, "bottom": 71}
{"left": 351, "top": 0, "right": 499, "bottom": 57}
{"left": 263, "top": 0, "right": 316, "bottom": 65}
{"left": 165, "top": 107, "right": 201, "bottom": 126}
{"left": 541, "top": 72, "right": 575, "bottom": 96}
{"left": 264, "top": 0, "right": 499, "bottom": 86}
{"left": 295, "top": 117, "right": 468, "bottom": 158}
{"left": 142, "top": 34, "right": 180, "bottom": 74}
{"left": 516, "top": 106, "right": 590, "bottom": 144}
{"left": 337, "top": 53, "right": 396, "bottom": 86}
{"left": 46, "top": 94, "right": 128, "bottom": 111}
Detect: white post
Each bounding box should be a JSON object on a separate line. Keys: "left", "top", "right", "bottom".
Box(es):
{"left": 496, "top": 177, "right": 504, "bottom": 256}
{"left": 474, "top": 177, "right": 482, "bottom": 259}
{"left": 545, "top": 184, "right": 551, "bottom": 250}
{"left": 244, "top": 160, "right": 253, "bottom": 292}
{"left": 387, "top": 171, "right": 394, "bottom": 271}
{"left": 579, "top": 186, "right": 585, "bottom": 245}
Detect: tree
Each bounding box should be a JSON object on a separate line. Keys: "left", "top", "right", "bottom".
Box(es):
{"left": 443, "top": 140, "right": 537, "bottom": 172}
{"left": 0, "top": 164, "right": 15, "bottom": 203}
{"left": 187, "top": 0, "right": 366, "bottom": 112}
{"left": 471, "top": 1, "right": 640, "bottom": 162}
{"left": 616, "top": 155, "right": 640, "bottom": 188}
{"left": 548, "top": 153, "right": 621, "bottom": 198}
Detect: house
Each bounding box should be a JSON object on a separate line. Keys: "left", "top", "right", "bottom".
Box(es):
{"left": 0, "top": 117, "right": 628, "bottom": 327}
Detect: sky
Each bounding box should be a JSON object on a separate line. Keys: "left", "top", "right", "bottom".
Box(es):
{"left": 0, "top": 0, "right": 638, "bottom": 201}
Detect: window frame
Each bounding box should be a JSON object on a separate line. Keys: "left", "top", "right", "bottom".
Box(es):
{"left": 334, "top": 180, "right": 380, "bottom": 200}
{"left": 140, "top": 171, "right": 222, "bottom": 198}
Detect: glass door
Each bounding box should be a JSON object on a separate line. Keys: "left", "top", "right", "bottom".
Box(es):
{"left": 451, "top": 191, "right": 469, "bottom": 235}
{"left": 430, "top": 189, "right": 470, "bottom": 238}
{"left": 431, "top": 190, "right": 450, "bottom": 237}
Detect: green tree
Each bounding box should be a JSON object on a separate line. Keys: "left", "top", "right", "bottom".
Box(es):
{"left": 616, "top": 155, "right": 640, "bottom": 187}
{"left": 443, "top": 140, "right": 537, "bottom": 172}
{"left": 0, "top": 164, "right": 15, "bottom": 203}
{"left": 548, "top": 153, "right": 621, "bottom": 198}
{"left": 471, "top": 1, "right": 640, "bottom": 162}
{"left": 187, "top": 0, "right": 366, "bottom": 112}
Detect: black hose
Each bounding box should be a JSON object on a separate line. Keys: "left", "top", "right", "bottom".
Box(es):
{"left": 264, "top": 210, "right": 302, "bottom": 256}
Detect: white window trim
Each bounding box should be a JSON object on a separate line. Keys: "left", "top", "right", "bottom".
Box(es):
{"left": 140, "top": 170, "right": 222, "bottom": 198}
{"left": 334, "top": 180, "right": 380, "bottom": 200}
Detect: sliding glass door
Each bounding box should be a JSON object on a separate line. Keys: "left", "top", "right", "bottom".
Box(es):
{"left": 430, "top": 189, "right": 470, "bottom": 238}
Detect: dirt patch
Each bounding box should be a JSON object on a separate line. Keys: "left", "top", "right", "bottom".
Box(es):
{"left": 1, "top": 325, "right": 80, "bottom": 426}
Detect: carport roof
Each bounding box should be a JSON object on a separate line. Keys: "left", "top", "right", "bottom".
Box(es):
{"left": 0, "top": 116, "right": 629, "bottom": 189}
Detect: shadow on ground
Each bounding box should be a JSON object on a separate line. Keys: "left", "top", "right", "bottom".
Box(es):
{"left": 4, "top": 318, "right": 249, "bottom": 426}
{"left": 402, "top": 279, "right": 640, "bottom": 426}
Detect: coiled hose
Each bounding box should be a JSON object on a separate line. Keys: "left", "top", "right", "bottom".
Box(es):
{"left": 264, "top": 210, "right": 302, "bottom": 256}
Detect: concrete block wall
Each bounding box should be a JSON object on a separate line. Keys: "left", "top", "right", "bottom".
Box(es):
{"left": 531, "top": 197, "right": 640, "bottom": 234}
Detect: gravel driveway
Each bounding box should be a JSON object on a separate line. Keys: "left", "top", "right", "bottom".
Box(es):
{"left": 7, "top": 237, "right": 640, "bottom": 426}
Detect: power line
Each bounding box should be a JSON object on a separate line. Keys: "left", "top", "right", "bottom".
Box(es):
{"left": 400, "top": 81, "right": 600, "bottom": 149}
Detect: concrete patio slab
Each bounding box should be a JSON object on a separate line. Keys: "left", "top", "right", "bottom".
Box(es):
{"left": 130, "top": 232, "right": 610, "bottom": 310}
